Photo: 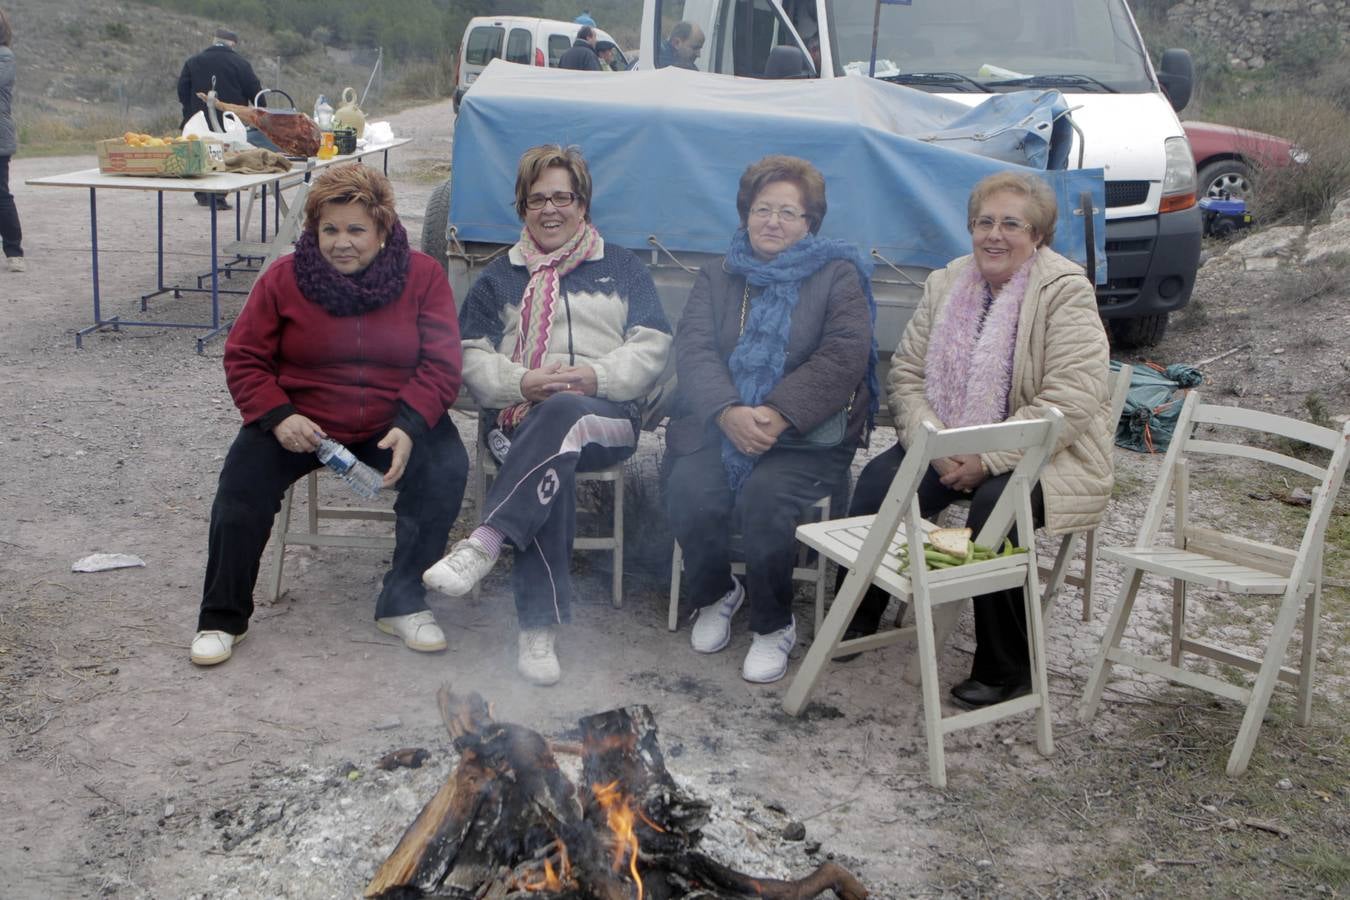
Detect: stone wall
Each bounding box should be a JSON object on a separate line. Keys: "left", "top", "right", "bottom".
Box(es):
{"left": 1166, "top": 0, "right": 1350, "bottom": 69}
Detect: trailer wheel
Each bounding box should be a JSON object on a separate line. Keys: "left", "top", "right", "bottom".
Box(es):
{"left": 422, "top": 177, "right": 453, "bottom": 279}
{"left": 1108, "top": 313, "right": 1169, "bottom": 348}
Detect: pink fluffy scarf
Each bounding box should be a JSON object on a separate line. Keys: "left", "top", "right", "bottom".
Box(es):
{"left": 923, "top": 253, "right": 1036, "bottom": 427}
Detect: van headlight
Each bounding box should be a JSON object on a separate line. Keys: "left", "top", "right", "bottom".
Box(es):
{"left": 1160, "top": 136, "right": 1196, "bottom": 213}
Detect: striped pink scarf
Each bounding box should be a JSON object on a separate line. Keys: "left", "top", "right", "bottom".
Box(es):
{"left": 497, "top": 221, "right": 603, "bottom": 430}
{"left": 923, "top": 253, "right": 1035, "bottom": 427}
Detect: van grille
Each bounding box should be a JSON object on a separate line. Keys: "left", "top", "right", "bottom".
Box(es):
{"left": 1105, "top": 181, "right": 1149, "bottom": 208}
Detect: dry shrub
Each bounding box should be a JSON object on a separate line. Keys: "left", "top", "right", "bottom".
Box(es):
{"left": 1205, "top": 94, "right": 1350, "bottom": 223}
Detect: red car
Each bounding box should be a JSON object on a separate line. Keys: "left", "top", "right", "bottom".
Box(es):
{"left": 1183, "top": 120, "right": 1309, "bottom": 201}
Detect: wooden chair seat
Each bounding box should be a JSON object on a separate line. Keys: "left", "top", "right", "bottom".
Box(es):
{"left": 1097, "top": 546, "right": 1290, "bottom": 594}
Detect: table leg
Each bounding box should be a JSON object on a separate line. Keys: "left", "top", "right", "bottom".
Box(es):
{"left": 75, "top": 187, "right": 120, "bottom": 348}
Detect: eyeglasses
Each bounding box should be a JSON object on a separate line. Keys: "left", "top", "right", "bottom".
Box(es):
{"left": 750, "top": 205, "right": 805, "bottom": 224}
{"left": 525, "top": 191, "right": 580, "bottom": 210}
{"left": 970, "top": 215, "right": 1033, "bottom": 235}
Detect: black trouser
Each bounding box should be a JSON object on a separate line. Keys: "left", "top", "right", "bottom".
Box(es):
{"left": 841, "top": 442, "right": 1044, "bottom": 685}
{"left": 198, "top": 418, "right": 469, "bottom": 634}
{"left": 0, "top": 156, "right": 22, "bottom": 259}
{"left": 666, "top": 439, "right": 855, "bottom": 635}
{"left": 484, "top": 393, "right": 637, "bottom": 630}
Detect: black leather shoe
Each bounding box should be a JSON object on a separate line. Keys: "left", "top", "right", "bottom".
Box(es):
{"left": 950, "top": 678, "right": 1031, "bottom": 709}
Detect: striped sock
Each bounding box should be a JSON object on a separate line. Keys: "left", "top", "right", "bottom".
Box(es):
{"left": 468, "top": 525, "right": 506, "bottom": 560}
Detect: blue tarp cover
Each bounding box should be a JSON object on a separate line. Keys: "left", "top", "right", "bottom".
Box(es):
{"left": 450, "top": 62, "right": 1107, "bottom": 278}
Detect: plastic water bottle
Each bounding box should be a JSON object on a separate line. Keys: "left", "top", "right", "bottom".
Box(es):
{"left": 315, "top": 438, "right": 383, "bottom": 499}
{"left": 313, "top": 95, "right": 334, "bottom": 130}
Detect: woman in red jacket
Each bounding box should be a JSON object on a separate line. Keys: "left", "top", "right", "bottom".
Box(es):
{"left": 191, "top": 163, "right": 468, "bottom": 667}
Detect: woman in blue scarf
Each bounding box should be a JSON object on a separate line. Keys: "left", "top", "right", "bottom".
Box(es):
{"left": 665, "top": 155, "right": 878, "bottom": 684}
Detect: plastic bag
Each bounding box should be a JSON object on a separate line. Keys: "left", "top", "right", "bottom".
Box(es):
{"left": 1112, "top": 360, "right": 1204, "bottom": 454}
{"left": 362, "top": 120, "right": 394, "bottom": 148}
{"left": 182, "top": 109, "right": 250, "bottom": 150}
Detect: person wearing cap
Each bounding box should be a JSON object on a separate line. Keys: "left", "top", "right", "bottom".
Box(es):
{"left": 177, "top": 27, "right": 266, "bottom": 208}
{"left": 595, "top": 40, "right": 621, "bottom": 71}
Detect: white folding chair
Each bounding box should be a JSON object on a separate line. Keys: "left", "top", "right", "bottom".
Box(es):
{"left": 668, "top": 494, "right": 832, "bottom": 634}
{"left": 1079, "top": 392, "right": 1350, "bottom": 775}
{"left": 267, "top": 470, "right": 396, "bottom": 602}
{"left": 469, "top": 420, "right": 625, "bottom": 607}
{"left": 1038, "top": 363, "right": 1134, "bottom": 621}
{"left": 783, "top": 411, "right": 1065, "bottom": 788}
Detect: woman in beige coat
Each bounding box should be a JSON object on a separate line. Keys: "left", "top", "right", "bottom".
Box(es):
{"left": 839, "top": 170, "right": 1112, "bottom": 707}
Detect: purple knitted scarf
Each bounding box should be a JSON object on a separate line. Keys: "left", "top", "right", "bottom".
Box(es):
{"left": 292, "top": 219, "right": 410, "bottom": 317}
{"left": 924, "top": 253, "right": 1036, "bottom": 427}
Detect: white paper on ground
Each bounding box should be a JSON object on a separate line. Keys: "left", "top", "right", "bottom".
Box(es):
{"left": 72, "top": 553, "right": 147, "bottom": 573}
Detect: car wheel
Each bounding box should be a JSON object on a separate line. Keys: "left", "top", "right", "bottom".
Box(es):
{"left": 422, "top": 177, "right": 453, "bottom": 279}
{"left": 1197, "top": 159, "right": 1251, "bottom": 201}
{"left": 1108, "top": 313, "right": 1168, "bottom": 348}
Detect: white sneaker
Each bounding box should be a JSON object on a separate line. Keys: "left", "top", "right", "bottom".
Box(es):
{"left": 376, "top": 610, "right": 447, "bottom": 652}
{"left": 6, "top": 257, "right": 24, "bottom": 273}
{"left": 689, "top": 577, "right": 745, "bottom": 654}
{"left": 517, "top": 628, "right": 560, "bottom": 686}
{"left": 190, "top": 629, "right": 246, "bottom": 666}
{"left": 741, "top": 617, "right": 797, "bottom": 684}
{"left": 423, "top": 539, "right": 497, "bottom": 597}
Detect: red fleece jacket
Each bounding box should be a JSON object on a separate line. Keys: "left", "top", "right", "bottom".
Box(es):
{"left": 224, "top": 251, "right": 462, "bottom": 445}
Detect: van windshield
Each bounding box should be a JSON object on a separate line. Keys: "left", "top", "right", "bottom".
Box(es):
{"left": 825, "top": 0, "right": 1154, "bottom": 92}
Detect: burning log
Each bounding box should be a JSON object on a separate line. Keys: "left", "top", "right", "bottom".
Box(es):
{"left": 366, "top": 689, "right": 868, "bottom": 900}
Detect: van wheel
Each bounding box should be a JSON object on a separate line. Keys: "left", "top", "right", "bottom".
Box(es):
{"left": 1198, "top": 159, "right": 1251, "bottom": 201}
{"left": 422, "top": 177, "right": 453, "bottom": 278}
{"left": 1108, "top": 313, "right": 1168, "bottom": 348}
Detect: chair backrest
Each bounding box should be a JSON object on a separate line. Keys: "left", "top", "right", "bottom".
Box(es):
{"left": 846, "top": 411, "right": 1066, "bottom": 585}
{"left": 1107, "top": 364, "right": 1134, "bottom": 428}
{"left": 1134, "top": 390, "right": 1350, "bottom": 580}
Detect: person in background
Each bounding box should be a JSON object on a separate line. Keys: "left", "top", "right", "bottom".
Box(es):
{"left": 834, "top": 170, "right": 1112, "bottom": 708}
{"left": 664, "top": 155, "right": 878, "bottom": 684}
{"left": 595, "top": 40, "right": 620, "bottom": 72}
{"left": 558, "top": 25, "right": 602, "bottom": 71}
{"left": 190, "top": 164, "right": 468, "bottom": 667}
{"left": 423, "top": 145, "right": 672, "bottom": 687}
{"left": 574, "top": 10, "right": 596, "bottom": 27}
{"left": 177, "top": 26, "right": 266, "bottom": 208}
{"left": 0, "top": 7, "right": 24, "bottom": 273}
{"left": 657, "top": 21, "right": 705, "bottom": 70}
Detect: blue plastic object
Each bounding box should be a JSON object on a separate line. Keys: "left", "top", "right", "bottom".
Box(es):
{"left": 449, "top": 62, "right": 1108, "bottom": 281}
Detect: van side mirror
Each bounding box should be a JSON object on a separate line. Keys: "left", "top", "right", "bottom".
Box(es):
{"left": 1157, "top": 48, "right": 1194, "bottom": 113}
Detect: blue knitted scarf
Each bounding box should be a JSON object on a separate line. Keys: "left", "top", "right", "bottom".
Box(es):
{"left": 722, "top": 229, "right": 880, "bottom": 491}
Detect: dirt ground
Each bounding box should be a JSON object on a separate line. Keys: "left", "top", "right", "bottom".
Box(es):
{"left": 1, "top": 100, "right": 1347, "bottom": 899}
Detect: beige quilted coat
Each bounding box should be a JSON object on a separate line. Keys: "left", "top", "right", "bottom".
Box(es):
{"left": 888, "top": 248, "right": 1113, "bottom": 535}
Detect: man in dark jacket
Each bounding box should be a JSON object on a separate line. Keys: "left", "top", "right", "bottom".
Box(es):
{"left": 177, "top": 27, "right": 265, "bottom": 208}
{"left": 557, "top": 26, "right": 601, "bottom": 71}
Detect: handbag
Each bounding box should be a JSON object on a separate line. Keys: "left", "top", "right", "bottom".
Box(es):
{"left": 737, "top": 283, "right": 852, "bottom": 449}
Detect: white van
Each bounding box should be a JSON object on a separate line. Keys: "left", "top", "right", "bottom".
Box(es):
{"left": 639, "top": 0, "right": 1201, "bottom": 345}
{"left": 454, "top": 17, "right": 629, "bottom": 112}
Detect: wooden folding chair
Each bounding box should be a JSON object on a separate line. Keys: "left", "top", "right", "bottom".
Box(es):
{"left": 783, "top": 411, "right": 1065, "bottom": 788}
{"left": 1039, "top": 363, "right": 1134, "bottom": 621}
{"left": 1079, "top": 392, "right": 1350, "bottom": 775}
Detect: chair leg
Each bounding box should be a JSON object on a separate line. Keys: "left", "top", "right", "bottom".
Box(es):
{"left": 471, "top": 447, "right": 488, "bottom": 602}
{"left": 1079, "top": 567, "right": 1144, "bottom": 722}
{"left": 1040, "top": 531, "right": 1078, "bottom": 611}
{"left": 783, "top": 563, "right": 872, "bottom": 717}
{"left": 668, "top": 541, "right": 683, "bottom": 632}
{"left": 267, "top": 484, "right": 296, "bottom": 603}
{"left": 1081, "top": 528, "right": 1097, "bottom": 622}
{"left": 1296, "top": 561, "right": 1322, "bottom": 728}
{"left": 610, "top": 468, "right": 624, "bottom": 609}
{"left": 305, "top": 469, "right": 319, "bottom": 534}
{"left": 910, "top": 585, "right": 948, "bottom": 788}
{"left": 1170, "top": 578, "right": 1186, "bottom": 667}
{"left": 903, "top": 600, "right": 961, "bottom": 687}
{"left": 1024, "top": 564, "right": 1054, "bottom": 757}
{"left": 1227, "top": 584, "right": 1311, "bottom": 775}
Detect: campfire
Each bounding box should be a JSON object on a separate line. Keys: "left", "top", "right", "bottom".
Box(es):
{"left": 364, "top": 688, "right": 868, "bottom": 899}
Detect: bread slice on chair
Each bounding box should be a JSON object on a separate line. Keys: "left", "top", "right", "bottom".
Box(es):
{"left": 930, "top": 527, "right": 972, "bottom": 558}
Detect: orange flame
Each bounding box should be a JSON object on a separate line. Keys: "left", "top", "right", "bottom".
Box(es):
{"left": 593, "top": 780, "right": 646, "bottom": 900}
{"left": 519, "top": 838, "right": 572, "bottom": 893}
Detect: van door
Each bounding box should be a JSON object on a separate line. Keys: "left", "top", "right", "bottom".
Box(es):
{"left": 504, "top": 27, "right": 533, "bottom": 65}
{"left": 649, "top": 0, "right": 810, "bottom": 76}
{"left": 546, "top": 32, "right": 574, "bottom": 66}
{"left": 463, "top": 23, "right": 505, "bottom": 87}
